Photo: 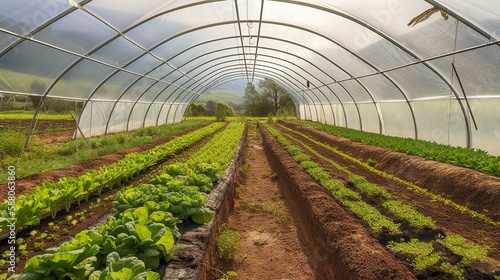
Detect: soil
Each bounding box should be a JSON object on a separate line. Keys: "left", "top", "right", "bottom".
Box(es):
{"left": 259, "top": 123, "right": 416, "bottom": 279}
{"left": 0, "top": 119, "right": 76, "bottom": 133}
{"left": 213, "top": 123, "right": 315, "bottom": 280}
{"left": 272, "top": 121, "right": 500, "bottom": 276}
{"left": 33, "top": 130, "right": 75, "bottom": 144}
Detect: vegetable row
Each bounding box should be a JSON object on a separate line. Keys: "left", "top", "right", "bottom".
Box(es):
{"left": 263, "top": 123, "right": 493, "bottom": 278}
{"left": 279, "top": 123, "right": 496, "bottom": 226}
{"left": 294, "top": 120, "right": 500, "bottom": 177}
{"left": 10, "top": 163, "right": 219, "bottom": 280}
{"left": 8, "top": 121, "right": 246, "bottom": 279}
{"left": 0, "top": 122, "right": 225, "bottom": 229}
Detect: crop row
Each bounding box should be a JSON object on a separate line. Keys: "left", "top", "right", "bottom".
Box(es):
{"left": 263, "top": 123, "right": 399, "bottom": 233}
{"left": 278, "top": 124, "right": 436, "bottom": 229}
{"left": 187, "top": 121, "right": 246, "bottom": 169}
{"left": 9, "top": 163, "right": 220, "bottom": 280}
{"left": 7, "top": 122, "right": 246, "bottom": 279}
{"left": 0, "top": 122, "right": 225, "bottom": 229}
{"left": 279, "top": 123, "right": 497, "bottom": 226}
{"left": 11, "top": 123, "right": 244, "bottom": 280}
{"left": 263, "top": 123, "right": 493, "bottom": 278}
{"left": 294, "top": 120, "right": 500, "bottom": 177}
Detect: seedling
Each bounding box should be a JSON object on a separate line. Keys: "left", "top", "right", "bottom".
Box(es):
{"left": 216, "top": 225, "right": 241, "bottom": 261}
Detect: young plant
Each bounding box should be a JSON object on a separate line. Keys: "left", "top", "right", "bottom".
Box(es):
{"left": 216, "top": 225, "right": 241, "bottom": 261}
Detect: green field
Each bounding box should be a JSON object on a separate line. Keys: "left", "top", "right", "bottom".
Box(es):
{"left": 193, "top": 88, "right": 244, "bottom": 105}
{"left": 0, "top": 110, "right": 72, "bottom": 120}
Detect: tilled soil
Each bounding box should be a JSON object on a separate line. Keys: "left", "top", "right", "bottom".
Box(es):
{"left": 272, "top": 121, "right": 500, "bottom": 277}
{"left": 259, "top": 123, "right": 415, "bottom": 279}
{"left": 214, "top": 123, "right": 315, "bottom": 279}
{"left": 0, "top": 119, "right": 75, "bottom": 133}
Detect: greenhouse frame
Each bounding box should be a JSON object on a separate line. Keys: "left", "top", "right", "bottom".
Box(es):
{"left": 0, "top": 0, "right": 499, "bottom": 154}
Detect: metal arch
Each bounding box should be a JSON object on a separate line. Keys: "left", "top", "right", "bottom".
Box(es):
{"left": 199, "top": 73, "right": 305, "bottom": 109}
{"left": 147, "top": 41, "right": 338, "bottom": 128}
{"left": 201, "top": 73, "right": 306, "bottom": 119}
{"left": 178, "top": 73, "right": 304, "bottom": 120}
{"left": 10, "top": 0, "right": 483, "bottom": 140}
{"left": 156, "top": 35, "right": 349, "bottom": 124}
{"left": 424, "top": 0, "right": 497, "bottom": 40}
{"left": 182, "top": 51, "right": 340, "bottom": 123}
{"left": 202, "top": 73, "right": 306, "bottom": 114}
{"left": 185, "top": 60, "right": 328, "bottom": 121}
{"left": 0, "top": 2, "right": 84, "bottom": 57}
{"left": 84, "top": 13, "right": 394, "bottom": 134}
{"left": 49, "top": 1, "right": 226, "bottom": 136}
{"left": 199, "top": 69, "right": 312, "bottom": 120}
{"left": 173, "top": 41, "right": 354, "bottom": 124}
{"left": 130, "top": 40, "right": 347, "bottom": 129}
{"left": 183, "top": 54, "right": 332, "bottom": 115}
{"left": 167, "top": 68, "right": 305, "bottom": 122}
{"left": 233, "top": 0, "right": 251, "bottom": 82}
{"left": 153, "top": 32, "right": 364, "bottom": 128}
{"left": 171, "top": 69, "right": 311, "bottom": 121}
{"left": 143, "top": 20, "right": 385, "bottom": 132}
{"left": 164, "top": 63, "right": 320, "bottom": 123}
{"left": 250, "top": 0, "right": 266, "bottom": 82}
{"left": 269, "top": 0, "right": 473, "bottom": 145}
{"left": 167, "top": 64, "right": 311, "bottom": 120}
{"left": 134, "top": 31, "right": 348, "bottom": 129}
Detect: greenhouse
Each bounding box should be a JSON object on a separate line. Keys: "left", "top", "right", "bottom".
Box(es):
{"left": 0, "top": 1, "right": 499, "bottom": 279}
{"left": 1, "top": 0, "right": 499, "bottom": 153}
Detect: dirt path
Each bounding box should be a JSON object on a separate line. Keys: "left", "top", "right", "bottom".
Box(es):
{"left": 215, "top": 123, "right": 314, "bottom": 280}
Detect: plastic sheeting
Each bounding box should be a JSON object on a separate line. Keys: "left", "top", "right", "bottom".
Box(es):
{"left": 0, "top": 0, "right": 499, "bottom": 154}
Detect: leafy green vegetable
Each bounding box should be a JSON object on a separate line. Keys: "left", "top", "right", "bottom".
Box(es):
{"left": 88, "top": 252, "right": 160, "bottom": 280}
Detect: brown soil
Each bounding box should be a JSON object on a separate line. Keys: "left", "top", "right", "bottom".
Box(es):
{"left": 214, "top": 123, "right": 315, "bottom": 280}
{"left": 279, "top": 121, "right": 500, "bottom": 219}
{"left": 273, "top": 121, "right": 500, "bottom": 275}
{"left": 0, "top": 119, "right": 75, "bottom": 133}
{"left": 34, "top": 130, "right": 75, "bottom": 144}
{"left": 259, "top": 123, "right": 416, "bottom": 280}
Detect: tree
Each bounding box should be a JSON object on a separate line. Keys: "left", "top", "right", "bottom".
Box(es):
{"left": 186, "top": 103, "right": 210, "bottom": 116}
{"left": 242, "top": 78, "right": 295, "bottom": 117}
{"left": 206, "top": 100, "right": 217, "bottom": 115}
{"left": 29, "top": 80, "right": 46, "bottom": 109}
{"left": 215, "top": 102, "right": 235, "bottom": 121}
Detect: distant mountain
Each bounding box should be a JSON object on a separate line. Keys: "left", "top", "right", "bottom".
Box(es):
{"left": 193, "top": 88, "right": 244, "bottom": 107}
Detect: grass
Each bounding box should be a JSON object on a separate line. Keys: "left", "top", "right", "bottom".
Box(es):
{"left": 216, "top": 225, "right": 241, "bottom": 261}
{"left": 0, "top": 120, "right": 210, "bottom": 183}
{"left": 0, "top": 110, "right": 72, "bottom": 120}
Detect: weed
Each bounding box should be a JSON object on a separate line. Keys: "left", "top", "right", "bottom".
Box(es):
{"left": 211, "top": 266, "right": 238, "bottom": 280}
{"left": 262, "top": 171, "right": 278, "bottom": 180}
{"left": 387, "top": 239, "right": 440, "bottom": 273}
{"left": 216, "top": 225, "right": 241, "bottom": 261}
{"left": 366, "top": 158, "right": 379, "bottom": 169}
{"left": 253, "top": 238, "right": 267, "bottom": 246}
{"left": 235, "top": 185, "right": 243, "bottom": 199}
{"left": 436, "top": 234, "right": 488, "bottom": 265}
{"left": 0, "top": 130, "right": 25, "bottom": 158}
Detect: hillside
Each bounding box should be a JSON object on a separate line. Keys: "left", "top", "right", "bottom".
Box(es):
{"left": 193, "top": 88, "right": 244, "bottom": 106}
